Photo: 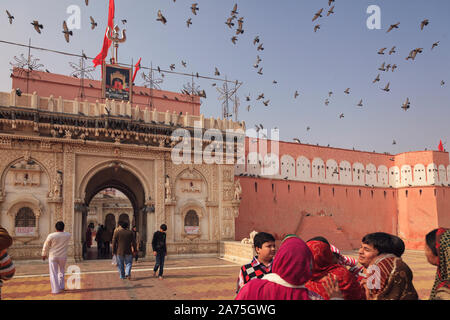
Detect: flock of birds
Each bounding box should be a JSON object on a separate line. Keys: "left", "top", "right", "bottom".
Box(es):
{"left": 3, "top": 1, "right": 448, "bottom": 152}
{"left": 284, "top": 1, "right": 445, "bottom": 149}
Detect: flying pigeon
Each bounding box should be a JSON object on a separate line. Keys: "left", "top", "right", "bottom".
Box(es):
{"left": 191, "top": 3, "right": 199, "bottom": 15}
{"left": 386, "top": 22, "right": 400, "bottom": 33}
{"left": 31, "top": 20, "right": 44, "bottom": 34}
{"left": 90, "top": 16, "right": 97, "bottom": 30}
{"left": 157, "top": 10, "right": 167, "bottom": 24}
{"left": 6, "top": 10, "right": 14, "bottom": 24}
{"left": 62, "top": 21, "right": 73, "bottom": 43}
{"left": 312, "top": 8, "right": 323, "bottom": 22}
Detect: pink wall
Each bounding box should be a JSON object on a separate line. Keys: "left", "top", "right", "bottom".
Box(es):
{"left": 235, "top": 177, "right": 398, "bottom": 250}
{"left": 236, "top": 138, "right": 450, "bottom": 250}
{"left": 11, "top": 68, "right": 201, "bottom": 116}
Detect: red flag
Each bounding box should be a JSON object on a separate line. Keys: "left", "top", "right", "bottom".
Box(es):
{"left": 438, "top": 140, "right": 444, "bottom": 152}
{"left": 93, "top": 0, "right": 115, "bottom": 67}
{"left": 132, "top": 58, "right": 142, "bottom": 83}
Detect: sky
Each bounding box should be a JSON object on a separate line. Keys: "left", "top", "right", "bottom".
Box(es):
{"left": 0, "top": 0, "right": 449, "bottom": 155}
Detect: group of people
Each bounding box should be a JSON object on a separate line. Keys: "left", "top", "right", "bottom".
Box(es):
{"left": 94, "top": 224, "right": 113, "bottom": 259}
{"left": 235, "top": 229, "right": 450, "bottom": 300}
{"left": 0, "top": 220, "right": 168, "bottom": 297}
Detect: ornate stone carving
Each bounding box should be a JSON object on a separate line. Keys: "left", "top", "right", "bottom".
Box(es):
{"left": 165, "top": 175, "right": 172, "bottom": 201}
{"left": 234, "top": 179, "right": 242, "bottom": 201}
{"left": 53, "top": 170, "right": 63, "bottom": 198}
{"left": 241, "top": 230, "right": 258, "bottom": 244}
{"left": 223, "top": 185, "right": 233, "bottom": 201}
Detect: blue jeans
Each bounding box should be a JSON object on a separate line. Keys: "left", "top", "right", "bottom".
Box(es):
{"left": 116, "top": 255, "right": 133, "bottom": 279}
{"left": 153, "top": 252, "right": 165, "bottom": 277}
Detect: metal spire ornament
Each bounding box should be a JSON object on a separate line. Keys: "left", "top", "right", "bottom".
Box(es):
{"left": 9, "top": 39, "right": 44, "bottom": 93}
{"left": 216, "top": 77, "right": 242, "bottom": 120}
{"left": 69, "top": 51, "right": 95, "bottom": 99}
{"left": 141, "top": 63, "right": 163, "bottom": 107}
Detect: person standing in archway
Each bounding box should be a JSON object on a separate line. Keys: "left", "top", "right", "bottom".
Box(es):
{"left": 152, "top": 224, "right": 167, "bottom": 280}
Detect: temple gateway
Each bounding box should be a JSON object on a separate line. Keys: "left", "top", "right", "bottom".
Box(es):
{"left": 0, "top": 68, "right": 245, "bottom": 261}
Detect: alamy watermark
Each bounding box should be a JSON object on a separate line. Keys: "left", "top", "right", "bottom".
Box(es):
{"left": 66, "top": 5, "right": 81, "bottom": 30}
{"left": 66, "top": 264, "right": 81, "bottom": 290}
{"left": 366, "top": 5, "right": 381, "bottom": 30}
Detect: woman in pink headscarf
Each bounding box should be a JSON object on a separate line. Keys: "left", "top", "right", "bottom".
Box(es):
{"left": 235, "top": 235, "right": 341, "bottom": 300}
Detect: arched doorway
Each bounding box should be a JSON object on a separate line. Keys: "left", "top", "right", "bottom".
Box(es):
{"left": 79, "top": 165, "right": 148, "bottom": 261}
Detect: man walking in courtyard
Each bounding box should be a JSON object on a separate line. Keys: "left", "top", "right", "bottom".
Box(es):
{"left": 42, "top": 221, "right": 71, "bottom": 295}
{"left": 112, "top": 221, "right": 137, "bottom": 280}
{"left": 152, "top": 224, "right": 167, "bottom": 279}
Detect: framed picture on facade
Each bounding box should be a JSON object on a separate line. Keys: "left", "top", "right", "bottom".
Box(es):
{"left": 102, "top": 63, "right": 133, "bottom": 101}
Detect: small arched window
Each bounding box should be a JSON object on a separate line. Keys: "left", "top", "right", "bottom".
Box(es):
{"left": 15, "top": 207, "right": 36, "bottom": 236}
{"left": 184, "top": 210, "right": 199, "bottom": 234}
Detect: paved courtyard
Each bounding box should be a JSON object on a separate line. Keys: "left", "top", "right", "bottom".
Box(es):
{"left": 1, "top": 250, "right": 436, "bottom": 300}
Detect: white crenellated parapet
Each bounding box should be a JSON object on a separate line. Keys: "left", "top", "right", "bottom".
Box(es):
{"left": 119, "top": 101, "right": 126, "bottom": 116}
{"left": 339, "top": 161, "right": 352, "bottom": 185}
{"left": 353, "top": 163, "right": 365, "bottom": 185}
{"left": 280, "top": 154, "right": 295, "bottom": 179}
{"left": 296, "top": 156, "right": 311, "bottom": 181}
{"left": 447, "top": 165, "right": 450, "bottom": 184}
{"left": 366, "top": 163, "right": 377, "bottom": 186}
{"left": 247, "top": 152, "right": 262, "bottom": 176}
{"left": 126, "top": 102, "right": 132, "bottom": 118}
{"left": 400, "top": 165, "right": 413, "bottom": 187}
{"left": 427, "top": 163, "right": 438, "bottom": 185}
{"left": 326, "top": 159, "right": 339, "bottom": 184}
{"left": 133, "top": 105, "right": 139, "bottom": 120}
{"left": 82, "top": 100, "right": 89, "bottom": 115}
{"left": 164, "top": 110, "right": 170, "bottom": 124}
{"left": 95, "top": 100, "right": 101, "bottom": 116}
{"left": 413, "top": 164, "right": 426, "bottom": 186}
{"left": 10, "top": 89, "right": 16, "bottom": 106}
{"left": 73, "top": 98, "right": 80, "bottom": 114}
{"left": 312, "top": 158, "right": 326, "bottom": 183}
{"left": 389, "top": 166, "right": 400, "bottom": 187}
{"left": 236, "top": 148, "right": 450, "bottom": 188}
{"left": 144, "top": 108, "right": 150, "bottom": 123}
{"left": 31, "top": 91, "right": 38, "bottom": 109}
{"left": 438, "top": 165, "right": 447, "bottom": 184}
{"left": 57, "top": 96, "right": 63, "bottom": 113}
{"left": 378, "top": 165, "right": 389, "bottom": 187}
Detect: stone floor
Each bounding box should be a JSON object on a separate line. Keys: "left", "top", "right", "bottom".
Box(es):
{"left": 1, "top": 250, "right": 437, "bottom": 300}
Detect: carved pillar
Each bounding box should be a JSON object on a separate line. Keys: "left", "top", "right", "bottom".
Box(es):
{"left": 73, "top": 202, "right": 86, "bottom": 262}
{"left": 155, "top": 158, "right": 165, "bottom": 226}
{"left": 63, "top": 145, "right": 77, "bottom": 259}
{"left": 145, "top": 207, "right": 155, "bottom": 257}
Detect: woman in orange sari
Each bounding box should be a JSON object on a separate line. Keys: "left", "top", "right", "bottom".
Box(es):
{"left": 305, "top": 239, "right": 365, "bottom": 300}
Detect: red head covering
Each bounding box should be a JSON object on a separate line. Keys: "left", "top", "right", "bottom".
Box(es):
{"left": 235, "top": 236, "right": 319, "bottom": 300}
{"left": 305, "top": 241, "right": 365, "bottom": 300}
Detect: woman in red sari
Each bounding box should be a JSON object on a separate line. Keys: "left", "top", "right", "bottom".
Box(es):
{"left": 305, "top": 240, "right": 365, "bottom": 300}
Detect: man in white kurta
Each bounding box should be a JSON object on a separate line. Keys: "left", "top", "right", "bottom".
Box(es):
{"left": 42, "top": 221, "right": 71, "bottom": 294}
